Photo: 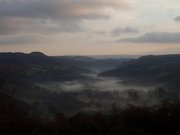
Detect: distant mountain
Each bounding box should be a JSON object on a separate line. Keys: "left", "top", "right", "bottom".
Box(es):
{"left": 56, "top": 56, "right": 96, "bottom": 62}
{"left": 90, "top": 55, "right": 140, "bottom": 59}
{"left": 88, "top": 58, "right": 131, "bottom": 72}
{"left": 55, "top": 56, "right": 131, "bottom": 72}
{"left": 29, "top": 51, "right": 47, "bottom": 57}
{"left": 100, "top": 54, "right": 180, "bottom": 91}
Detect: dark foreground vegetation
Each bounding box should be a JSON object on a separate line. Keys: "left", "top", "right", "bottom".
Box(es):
{"left": 1, "top": 87, "right": 180, "bottom": 135}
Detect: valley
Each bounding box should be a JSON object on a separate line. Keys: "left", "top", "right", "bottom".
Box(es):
{"left": 0, "top": 52, "right": 179, "bottom": 117}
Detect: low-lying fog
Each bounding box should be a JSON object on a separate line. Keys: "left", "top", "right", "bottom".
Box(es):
{"left": 36, "top": 74, "right": 155, "bottom": 93}
{"left": 33, "top": 73, "right": 177, "bottom": 116}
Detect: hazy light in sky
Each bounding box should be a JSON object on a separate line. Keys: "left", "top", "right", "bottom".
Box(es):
{"left": 0, "top": 0, "right": 180, "bottom": 55}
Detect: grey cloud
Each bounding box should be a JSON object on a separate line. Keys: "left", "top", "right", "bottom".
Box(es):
{"left": 94, "top": 31, "right": 107, "bottom": 35}
{"left": 0, "top": 0, "right": 110, "bottom": 19}
{"left": 0, "top": 18, "right": 32, "bottom": 35}
{"left": 111, "top": 27, "right": 139, "bottom": 37}
{"left": 117, "top": 32, "right": 180, "bottom": 43}
{"left": 0, "top": 0, "right": 126, "bottom": 34}
{"left": 174, "top": 16, "right": 180, "bottom": 22}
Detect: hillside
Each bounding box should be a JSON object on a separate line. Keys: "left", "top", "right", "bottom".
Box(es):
{"left": 100, "top": 54, "right": 180, "bottom": 91}
{"left": 0, "top": 52, "right": 91, "bottom": 83}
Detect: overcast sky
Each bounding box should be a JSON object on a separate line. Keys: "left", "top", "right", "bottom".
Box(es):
{"left": 0, "top": 0, "right": 180, "bottom": 55}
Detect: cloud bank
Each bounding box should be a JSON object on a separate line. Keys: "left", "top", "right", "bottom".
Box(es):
{"left": 117, "top": 32, "right": 180, "bottom": 43}
{"left": 111, "top": 27, "right": 139, "bottom": 37}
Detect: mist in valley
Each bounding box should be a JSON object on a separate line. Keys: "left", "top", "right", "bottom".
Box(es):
{"left": 34, "top": 71, "right": 173, "bottom": 115}
{"left": 36, "top": 74, "right": 155, "bottom": 93}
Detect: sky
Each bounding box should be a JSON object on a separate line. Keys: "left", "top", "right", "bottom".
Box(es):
{"left": 0, "top": 0, "right": 180, "bottom": 55}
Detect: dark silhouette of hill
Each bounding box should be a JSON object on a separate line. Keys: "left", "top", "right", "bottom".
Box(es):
{"left": 100, "top": 54, "right": 180, "bottom": 91}
{"left": 0, "top": 52, "right": 92, "bottom": 83}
